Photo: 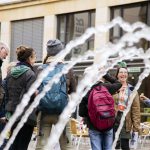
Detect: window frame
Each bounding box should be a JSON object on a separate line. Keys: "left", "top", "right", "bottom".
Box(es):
{"left": 110, "top": 1, "right": 149, "bottom": 42}
{"left": 57, "top": 10, "right": 95, "bottom": 60}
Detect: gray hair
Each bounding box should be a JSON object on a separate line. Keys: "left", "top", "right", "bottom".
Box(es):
{"left": 0, "top": 41, "right": 9, "bottom": 52}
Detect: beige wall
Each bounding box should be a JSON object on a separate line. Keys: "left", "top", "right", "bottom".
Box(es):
{"left": 0, "top": 21, "right": 11, "bottom": 77}
{"left": 0, "top": 0, "right": 148, "bottom": 77}
{"left": 43, "top": 15, "right": 57, "bottom": 59}
{"left": 0, "top": 0, "right": 147, "bottom": 21}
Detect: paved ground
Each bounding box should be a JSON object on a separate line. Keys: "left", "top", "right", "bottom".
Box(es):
{"left": 28, "top": 124, "right": 150, "bottom": 150}
{"left": 28, "top": 134, "right": 150, "bottom": 150}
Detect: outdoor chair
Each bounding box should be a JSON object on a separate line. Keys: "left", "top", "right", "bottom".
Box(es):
{"left": 139, "top": 122, "right": 150, "bottom": 148}
{"left": 69, "top": 118, "right": 90, "bottom": 149}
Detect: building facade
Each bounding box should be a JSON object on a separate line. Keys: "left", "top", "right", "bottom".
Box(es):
{"left": 0, "top": 0, "right": 148, "bottom": 61}
{"left": 0, "top": 0, "right": 150, "bottom": 119}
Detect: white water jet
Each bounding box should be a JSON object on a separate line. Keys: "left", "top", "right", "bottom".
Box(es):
{"left": 6, "top": 42, "right": 138, "bottom": 149}
{"left": 0, "top": 26, "right": 96, "bottom": 147}
{"left": 45, "top": 47, "right": 145, "bottom": 150}
{"left": 0, "top": 17, "right": 115, "bottom": 145}
{"left": 3, "top": 51, "right": 94, "bottom": 150}
{"left": 0, "top": 17, "right": 150, "bottom": 149}
{"left": 5, "top": 35, "right": 145, "bottom": 149}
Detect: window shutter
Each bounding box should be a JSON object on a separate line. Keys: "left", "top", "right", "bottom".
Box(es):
{"left": 11, "top": 18, "right": 44, "bottom": 62}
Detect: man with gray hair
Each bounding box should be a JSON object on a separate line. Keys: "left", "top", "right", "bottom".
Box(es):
{"left": 0, "top": 42, "right": 9, "bottom": 105}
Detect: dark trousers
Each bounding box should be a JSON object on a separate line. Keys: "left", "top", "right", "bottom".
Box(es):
{"left": 9, "top": 123, "right": 34, "bottom": 150}
{"left": 116, "top": 138, "right": 130, "bottom": 150}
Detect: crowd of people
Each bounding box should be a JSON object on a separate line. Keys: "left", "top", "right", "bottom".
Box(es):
{"left": 0, "top": 40, "right": 149, "bottom": 150}
{"left": 0, "top": 40, "right": 76, "bottom": 150}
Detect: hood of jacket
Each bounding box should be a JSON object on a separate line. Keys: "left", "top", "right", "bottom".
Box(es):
{"left": 10, "top": 65, "right": 30, "bottom": 78}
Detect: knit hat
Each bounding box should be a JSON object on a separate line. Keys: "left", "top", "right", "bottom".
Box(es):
{"left": 117, "top": 61, "right": 127, "bottom": 68}
{"left": 46, "top": 39, "right": 64, "bottom": 56}
{"left": 116, "top": 61, "right": 128, "bottom": 79}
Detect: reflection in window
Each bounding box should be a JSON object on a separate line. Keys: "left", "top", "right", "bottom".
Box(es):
{"left": 124, "top": 6, "right": 145, "bottom": 23}
{"left": 57, "top": 11, "right": 95, "bottom": 60}
{"left": 110, "top": 2, "right": 149, "bottom": 51}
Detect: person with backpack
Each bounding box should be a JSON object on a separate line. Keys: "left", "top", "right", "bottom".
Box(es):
{"left": 35, "top": 39, "right": 76, "bottom": 150}
{"left": 79, "top": 72, "right": 122, "bottom": 150}
{"left": 113, "top": 62, "right": 141, "bottom": 150}
{"left": 5, "top": 46, "right": 37, "bottom": 150}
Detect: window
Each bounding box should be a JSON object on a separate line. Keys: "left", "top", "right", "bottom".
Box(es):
{"left": 110, "top": 2, "right": 150, "bottom": 121}
{"left": 57, "top": 11, "right": 95, "bottom": 60}
{"left": 11, "top": 18, "right": 44, "bottom": 62}
{"left": 110, "top": 1, "right": 150, "bottom": 51}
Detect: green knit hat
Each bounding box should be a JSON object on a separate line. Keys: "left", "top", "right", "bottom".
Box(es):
{"left": 117, "top": 61, "right": 127, "bottom": 68}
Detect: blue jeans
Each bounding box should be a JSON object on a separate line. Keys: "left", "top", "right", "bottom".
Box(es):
{"left": 89, "top": 128, "right": 113, "bottom": 150}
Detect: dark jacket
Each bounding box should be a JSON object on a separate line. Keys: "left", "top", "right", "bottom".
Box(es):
{"left": 6, "top": 62, "right": 37, "bottom": 126}
{"left": 0, "top": 59, "right": 4, "bottom": 105}
{"left": 79, "top": 73, "right": 122, "bottom": 130}
{"left": 0, "top": 59, "right": 3, "bottom": 84}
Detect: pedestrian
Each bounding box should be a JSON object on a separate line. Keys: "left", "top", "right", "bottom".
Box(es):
{"left": 113, "top": 62, "right": 141, "bottom": 150}
{"left": 0, "top": 42, "right": 9, "bottom": 107}
{"left": 5, "top": 46, "right": 37, "bottom": 150}
{"left": 79, "top": 72, "right": 122, "bottom": 150}
{"left": 35, "top": 39, "right": 76, "bottom": 150}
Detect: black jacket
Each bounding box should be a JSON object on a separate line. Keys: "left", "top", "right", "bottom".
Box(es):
{"left": 0, "top": 59, "right": 4, "bottom": 105}
{"left": 6, "top": 62, "right": 37, "bottom": 126}
{"left": 79, "top": 73, "right": 122, "bottom": 130}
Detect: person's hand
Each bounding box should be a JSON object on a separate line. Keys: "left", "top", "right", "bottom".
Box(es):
{"left": 140, "top": 93, "right": 148, "bottom": 101}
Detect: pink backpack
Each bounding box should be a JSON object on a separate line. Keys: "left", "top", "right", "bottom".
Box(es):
{"left": 88, "top": 85, "right": 115, "bottom": 131}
